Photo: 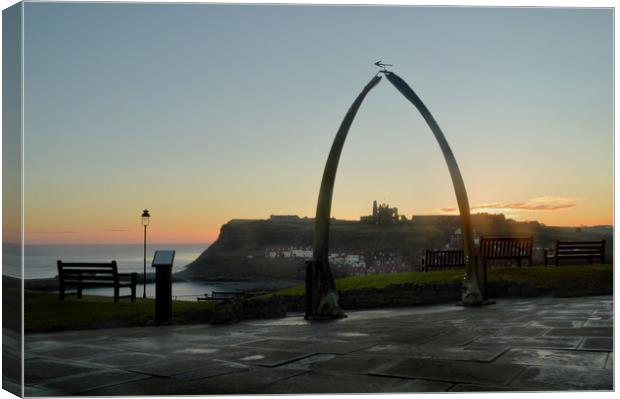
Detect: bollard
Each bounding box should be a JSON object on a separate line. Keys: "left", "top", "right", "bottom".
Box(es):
{"left": 151, "top": 250, "right": 175, "bottom": 323}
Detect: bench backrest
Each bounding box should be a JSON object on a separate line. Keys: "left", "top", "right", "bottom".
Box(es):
{"left": 556, "top": 240, "right": 605, "bottom": 256}
{"left": 57, "top": 260, "right": 119, "bottom": 281}
{"left": 424, "top": 250, "right": 464, "bottom": 268}
{"left": 479, "top": 237, "right": 533, "bottom": 259}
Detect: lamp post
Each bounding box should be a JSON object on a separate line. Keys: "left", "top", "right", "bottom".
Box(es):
{"left": 141, "top": 209, "right": 150, "bottom": 299}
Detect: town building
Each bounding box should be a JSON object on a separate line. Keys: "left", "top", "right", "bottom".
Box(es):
{"left": 264, "top": 246, "right": 313, "bottom": 259}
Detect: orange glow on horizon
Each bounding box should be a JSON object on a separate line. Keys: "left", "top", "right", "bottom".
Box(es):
{"left": 24, "top": 227, "right": 219, "bottom": 246}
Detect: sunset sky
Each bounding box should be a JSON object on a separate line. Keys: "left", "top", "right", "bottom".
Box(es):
{"left": 21, "top": 3, "right": 612, "bottom": 244}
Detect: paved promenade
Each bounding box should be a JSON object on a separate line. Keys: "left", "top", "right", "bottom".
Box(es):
{"left": 25, "top": 295, "right": 613, "bottom": 395}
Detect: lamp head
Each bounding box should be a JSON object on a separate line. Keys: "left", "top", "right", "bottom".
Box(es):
{"left": 141, "top": 209, "right": 150, "bottom": 226}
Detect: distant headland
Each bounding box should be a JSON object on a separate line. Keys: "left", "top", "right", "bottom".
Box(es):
{"left": 179, "top": 203, "right": 612, "bottom": 281}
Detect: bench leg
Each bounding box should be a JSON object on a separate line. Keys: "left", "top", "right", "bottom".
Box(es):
{"left": 59, "top": 283, "right": 65, "bottom": 300}
{"left": 131, "top": 282, "right": 136, "bottom": 302}
{"left": 114, "top": 286, "right": 120, "bottom": 303}
{"left": 77, "top": 283, "right": 83, "bottom": 299}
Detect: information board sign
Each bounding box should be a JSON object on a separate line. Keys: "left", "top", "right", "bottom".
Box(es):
{"left": 152, "top": 250, "right": 175, "bottom": 267}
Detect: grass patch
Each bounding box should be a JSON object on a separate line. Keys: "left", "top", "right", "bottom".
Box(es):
{"left": 272, "top": 269, "right": 464, "bottom": 297}
{"left": 270, "top": 264, "right": 613, "bottom": 297}
{"left": 488, "top": 264, "right": 612, "bottom": 295}
{"left": 24, "top": 289, "right": 215, "bottom": 333}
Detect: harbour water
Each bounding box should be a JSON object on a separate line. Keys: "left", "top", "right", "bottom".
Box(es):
{"left": 23, "top": 243, "right": 207, "bottom": 279}
{"left": 4, "top": 244, "right": 298, "bottom": 301}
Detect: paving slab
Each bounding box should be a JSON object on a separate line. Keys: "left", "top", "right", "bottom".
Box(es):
{"left": 604, "top": 352, "right": 613, "bottom": 370}
{"left": 545, "top": 327, "right": 613, "bottom": 337}
{"left": 494, "top": 348, "right": 608, "bottom": 368}
{"left": 526, "top": 320, "right": 585, "bottom": 328}
{"left": 192, "top": 334, "right": 261, "bottom": 346}
{"left": 225, "top": 336, "right": 377, "bottom": 356}
{"left": 449, "top": 383, "right": 524, "bottom": 392}
{"left": 307, "top": 353, "right": 402, "bottom": 374}
{"left": 421, "top": 332, "right": 480, "bottom": 346}
{"left": 380, "top": 329, "right": 445, "bottom": 344}
{"left": 583, "top": 319, "right": 614, "bottom": 327}
{"left": 85, "top": 352, "right": 167, "bottom": 367}
{"left": 169, "top": 346, "right": 226, "bottom": 356}
{"left": 533, "top": 312, "right": 591, "bottom": 320}
{"left": 174, "top": 345, "right": 254, "bottom": 362}
{"left": 266, "top": 370, "right": 453, "bottom": 393}
{"left": 26, "top": 332, "right": 85, "bottom": 343}
{"left": 492, "top": 327, "right": 549, "bottom": 337}
{"left": 468, "top": 335, "right": 583, "bottom": 349}
{"left": 172, "top": 367, "right": 308, "bottom": 394}
{"left": 128, "top": 357, "right": 224, "bottom": 377}
{"left": 366, "top": 343, "right": 508, "bottom": 363}
{"left": 24, "top": 384, "right": 62, "bottom": 397}
{"left": 77, "top": 376, "right": 208, "bottom": 396}
{"left": 237, "top": 338, "right": 313, "bottom": 350}
{"left": 592, "top": 310, "right": 613, "bottom": 317}
{"left": 24, "top": 340, "right": 67, "bottom": 353}
{"left": 371, "top": 357, "right": 525, "bottom": 386}
{"left": 333, "top": 331, "right": 373, "bottom": 338}
{"left": 217, "top": 348, "right": 316, "bottom": 367}
{"left": 34, "top": 344, "right": 123, "bottom": 360}
{"left": 579, "top": 337, "right": 613, "bottom": 351}
{"left": 37, "top": 369, "right": 149, "bottom": 395}
{"left": 278, "top": 353, "right": 337, "bottom": 370}
{"left": 536, "top": 309, "right": 594, "bottom": 315}
{"left": 172, "top": 360, "right": 249, "bottom": 381}
{"left": 302, "top": 339, "right": 377, "bottom": 354}
{"left": 509, "top": 365, "right": 613, "bottom": 391}
{"left": 107, "top": 340, "right": 193, "bottom": 353}
{"left": 24, "top": 358, "right": 99, "bottom": 385}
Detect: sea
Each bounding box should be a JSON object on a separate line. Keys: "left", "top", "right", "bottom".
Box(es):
{"left": 3, "top": 243, "right": 298, "bottom": 301}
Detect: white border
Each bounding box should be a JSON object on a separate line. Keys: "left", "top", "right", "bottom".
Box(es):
{"left": 0, "top": 2, "right": 616, "bottom": 399}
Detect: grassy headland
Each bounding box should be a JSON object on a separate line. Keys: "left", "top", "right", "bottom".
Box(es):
{"left": 269, "top": 264, "right": 613, "bottom": 298}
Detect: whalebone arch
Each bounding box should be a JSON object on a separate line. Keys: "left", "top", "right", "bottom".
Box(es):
{"left": 305, "top": 71, "right": 483, "bottom": 320}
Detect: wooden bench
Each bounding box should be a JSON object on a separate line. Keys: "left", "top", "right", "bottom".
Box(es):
{"left": 479, "top": 236, "right": 533, "bottom": 267}
{"left": 544, "top": 240, "right": 605, "bottom": 266}
{"left": 423, "top": 250, "right": 464, "bottom": 271}
{"left": 197, "top": 291, "right": 243, "bottom": 301}
{"left": 57, "top": 260, "right": 137, "bottom": 302}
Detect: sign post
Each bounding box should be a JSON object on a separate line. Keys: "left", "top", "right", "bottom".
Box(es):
{"left": 152, "top": 250, "right": 175, "bottom": 323}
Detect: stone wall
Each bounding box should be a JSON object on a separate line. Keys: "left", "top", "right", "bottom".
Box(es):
{"left": 211, "top": 295, "right": 287, "bottom": 324}
{"left": 214, "top": 277, "right": 612, "bottom": 323}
